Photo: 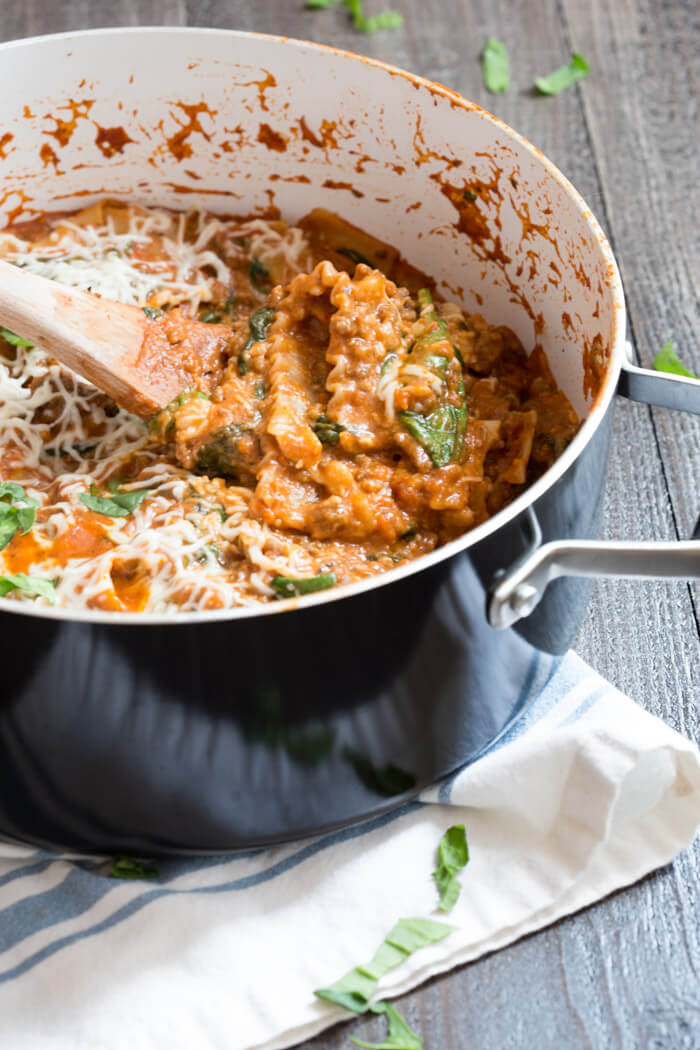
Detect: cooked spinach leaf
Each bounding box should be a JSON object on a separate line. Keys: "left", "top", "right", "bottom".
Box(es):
{"left": 200, "top": 309, "right": 222, "bottom": 324}
{"left": 315, "top": 918, "right": 455, "bottom": 1013}
{"left": 535, "top": 53, "right": 590, "bottom": 95}
{"left": 482, "top": 38, "right": 509, "bottom": 94}
{"left": 433, "top": 824, "right": 469, "bottom": 912}
{"left": 338, "top": 247, "right": 374, "bottom": 268}
{"left": 80, "top": 483, "right": 151, "bottom": 517}
{"left": 0, "top": 573, "right": 56, "bottom": 603}
{"left": 109, "top": 857, "right": 159, "bottom": 879}
{"left": 271, "top": 572, "right": 337, "bottom": 598}
{"left": 0, "top": 327, "right": 33, "bottom": 348}
{"left": 652, "top": 340, "right": 698, "bottom": 379}
{"left": 240, "top": 306, "right": 276, "bottom": 375}
{"left": 248, "top": 258, "right": 270, "bottom": 293}
{"left": 352, "top": 1001, "right": 422, "bottom": 1049}
{"left": 400, "top": 405, "right": 461, "bottom": 468}
{"left": 313, "top": 415, "right": 345, "bottom": 445}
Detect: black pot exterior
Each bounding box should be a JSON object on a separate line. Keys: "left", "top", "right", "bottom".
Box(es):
{"left": 0, "top": 405, "right": 613, "bottom": 854}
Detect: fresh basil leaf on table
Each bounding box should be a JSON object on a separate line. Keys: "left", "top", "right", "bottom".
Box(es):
{"left": 535, "top": 53, "right": 590, "bottom": 95}
{"left": 652, "top": 340, "right": 698, "bottom": 379}
{"left": 352, "top": 1001, "right": 423, "bottom": 1049}
{"left": 482, "top": 38, "right": 510, "bottom": 94}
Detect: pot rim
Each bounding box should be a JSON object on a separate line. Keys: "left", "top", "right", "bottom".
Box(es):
{"left": 0, "top": 26, "right": 626, "bottom": 626}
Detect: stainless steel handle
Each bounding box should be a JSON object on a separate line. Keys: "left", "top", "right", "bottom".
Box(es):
{"left": 617, "top": 342, "right": 700, "bottom": 414}
{"left": 488, "top": 538, "right": 700, "bottom": 629}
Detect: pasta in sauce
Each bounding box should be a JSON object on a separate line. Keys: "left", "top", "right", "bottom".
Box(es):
{"left": 0, "top": 201, "right": 579, "bottom": 613}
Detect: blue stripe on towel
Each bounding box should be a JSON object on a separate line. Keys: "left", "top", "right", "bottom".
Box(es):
{"left": 0, "top": 800, "right": 423, "bottom": 984}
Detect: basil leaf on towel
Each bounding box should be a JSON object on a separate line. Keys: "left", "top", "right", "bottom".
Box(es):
{"left": 433, "top": 824, "right": 469, "bottom": 912}
{"left": 109, "top": 857, "right": 159, "bottom": 879}
{"left": 0, "top": 573, "right": 56, "bottom": 603}
{"left": 482, "top": 38, "right": 509, "bottom": 94}
{"left": 352, "top": 1001, "right": 422, "bottom": 1049}
{"left": 314, "top": 918, "right": 455, "bottom": 1013}
{"left": 652, "top": 340, "right": 698, "bottom": 379}
{"left": 535, "top": 53, "right": 590, "bottom": 95}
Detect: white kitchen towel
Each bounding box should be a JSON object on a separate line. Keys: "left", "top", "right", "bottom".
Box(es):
{"left": 0, "top": 650, "right": 698, "bottom": 1050}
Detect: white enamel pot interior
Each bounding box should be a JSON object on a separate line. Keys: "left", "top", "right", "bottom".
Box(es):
{"left": 0, "top": 27, "right": 626, "bottom": 624}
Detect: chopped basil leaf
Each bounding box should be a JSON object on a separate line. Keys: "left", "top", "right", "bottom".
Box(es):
{"left": 0, "top": 481, "right": 29, "bottom": 502}
{"left": 237, "top": 355, "right": 249, "bottom": 376}
{"left": 0, "top": 573, "right": 56, "bottom": 603}
{"left": 248, "top": 258, "right": 270, "bottom": 293}
{"left": 535, "top": 53, "right": 590, "bottom": 95}
{"left": 224, "top": 293, "right": 236, "bottom": 314}
{"left": 462, "top": 189, "right": 477, "bottom": 203}
{"left": 80, "top": 484, "right": 151, "bottom": 518}
{"left": 307, "top": 0, "right": 402, "bottom": 32}
{"left": 482, "top": 38, "right": 509, "bottom": 94}
{"left": 254, "top": 381, "right": 266, "bottom": 400}
{"left": 352, "top": 1001, "right": 422, "bottom": 1049}
{"left": 313, "top": 415, "right": 345, "bottom": 445}
{"left": 652, "top": 340, "right": 698, "bottom": 379}
{"left": 0, "top": 327, "right": 33, "bottom": 348}
{"left": 433, "top": 824, "right": 469, "bottom": 912}
{"left": 342, "top": 746, "right": 416, "bottom": 797}
{"left": 200, "top": 309, "right": 221, "bottom": 324}
{"left": 271, "top": 572, "right": 337, "bottom": 598}
{"left": 141, "top": 306, "right": 163, "bottom": 320}
{"left": 0, "top": 482, "right": 38, "bottom": 550}
{"left": 400, "top": 405, "right": 461, "bottom": 468}
{"left": 109, "top": 857, "right": 159, "bottom": 880}
{"left": 315, "top": 918, "right": 454, "bottom": 1013}
{"left": 338, "top": 247, "right": 374, "bottom": 268}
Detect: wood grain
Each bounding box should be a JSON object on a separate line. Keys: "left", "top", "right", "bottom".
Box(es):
{"left": 0, "top": 2, "right": 698, "bottom": 1048}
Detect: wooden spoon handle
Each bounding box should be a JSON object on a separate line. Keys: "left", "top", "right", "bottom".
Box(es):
{"left": 0, "top": 258, "right": 174, "bottom": 415}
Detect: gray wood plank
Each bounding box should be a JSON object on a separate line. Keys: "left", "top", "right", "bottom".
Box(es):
{"left": 0, "top": 3, "right": 697, "bottom": 1049}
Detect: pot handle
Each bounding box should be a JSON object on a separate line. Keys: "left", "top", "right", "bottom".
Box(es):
{"left": 617, "top": 341, "right": 700, "bottom": 414}
{"left": 487, "top": 531, "right": 700, "bottom": 629}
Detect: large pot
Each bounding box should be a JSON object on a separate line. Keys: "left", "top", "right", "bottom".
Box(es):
{"left": 0, "top": 28, "right": 697, "bottom": 854}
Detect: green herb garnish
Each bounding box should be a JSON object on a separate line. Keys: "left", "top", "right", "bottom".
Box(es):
{"left": 352, "top": 1001, "right": 422, "bottom": 1049}
{"left": 109, "top": 857, "right": 159, "bottom": 880}
{"left": 482, "top": 38, "right": 509, "bottom": 94}
{"left": 0, "top": 482, "right": 38, "bottom": 551}
{"left": 462, "top": 189, "right": 477, "bottom": 203}
{"left": 0, "top": 573, "right": 56, "bottom": 603}
{"left": 535, "top": 53, "right": 590, "bottom": 95}
{"left": 312, "top": 415, "right": 345, "bottom": 445}
{"left": 432, "top": 824, "right": 469, "bottom": 913}
{"left": 248, "top": 258, "right": 270, "bottom": 293}
{"left": 271, "top": 572, "right": 337, "bottom": 599}
{"left": 141, "top": 306, "right": 163, "bottom": 320}
{"left": 652, "top": 340, "right": 698, "bottom": 379}
{"left": 0, "top": 327, "right": 33, "bottom": 348}
{"left": 314, "top": 918, "right": 454, "bottom": 1013}
{"left": 80, "top": 483, "right": 151, "bottom": 518}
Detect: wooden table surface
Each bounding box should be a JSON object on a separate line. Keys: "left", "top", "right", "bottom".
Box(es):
{"left": 3, "top": 2, "right": 698, "bottom": 1047}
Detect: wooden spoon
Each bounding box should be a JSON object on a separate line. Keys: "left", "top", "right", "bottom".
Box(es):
{"left": 0, "top": 258, "right": 230, "bottom": 416}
